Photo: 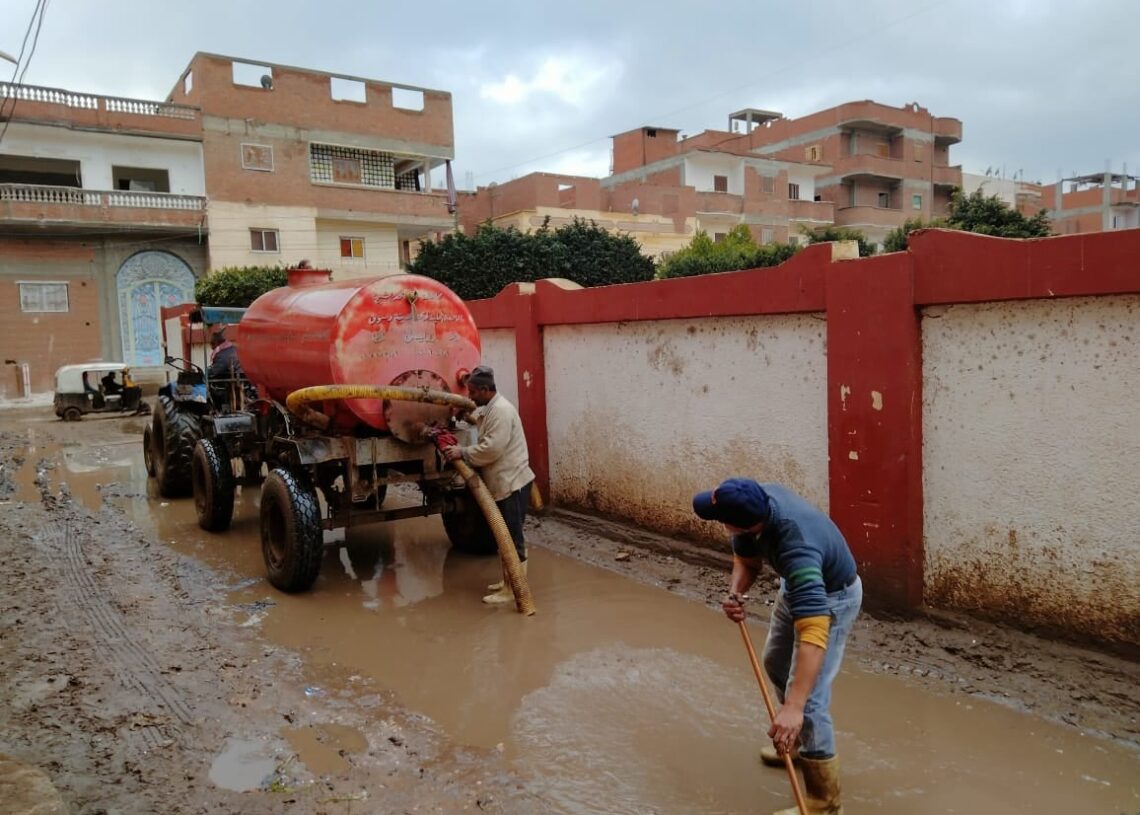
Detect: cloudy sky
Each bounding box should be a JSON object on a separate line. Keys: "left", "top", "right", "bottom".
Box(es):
{"left": 5, "top": 0, "right": 1138, "bottom": 188}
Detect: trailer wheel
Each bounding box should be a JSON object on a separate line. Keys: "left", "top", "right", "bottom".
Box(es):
{"left": 193, "top": 438, "right": 236, "bottom": 532}
{"left": 143, "top": 424, "right": 156, "bottom": 477}
{"left": 441, "top": 491, "right": 497, "bottom": 556}
{"left": 152, "top": 395, "right": 200, "bottom": 498}
{"left": 260, "top": 468, "right": 324, "bottom": 593}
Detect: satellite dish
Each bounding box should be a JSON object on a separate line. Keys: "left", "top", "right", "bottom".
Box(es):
{"left": 631, "top": 197, "right": 640, "bottom": 215}
{"left": 260, "top": 74, "right": 274, "bottom": 90}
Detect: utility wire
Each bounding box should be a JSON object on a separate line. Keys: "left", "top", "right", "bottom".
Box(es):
{"left": 0, "top": 0, "right": 50, "bottom": 147}
{"left": 472, "top": 0, "right": 952, "bottom": 182}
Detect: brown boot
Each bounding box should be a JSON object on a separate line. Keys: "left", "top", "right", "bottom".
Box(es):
{"left": 774, "top": 755, "right": 842, "bottom": 814}
{"left": 483, "top": 561, "right": 526, "bottom": 604}
{"left": 759, "top": 744, "right": 801, "bottom": 767}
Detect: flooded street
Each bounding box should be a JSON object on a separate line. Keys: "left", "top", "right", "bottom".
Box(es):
{"left": 2, "top": 410, "right": 1137, "bottom": 814}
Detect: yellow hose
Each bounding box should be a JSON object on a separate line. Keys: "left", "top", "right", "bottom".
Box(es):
{"left": 285, "top": 383, "right": 535, "bottom": 615}
{"left": 451, "top": 458, "right": 536, "bottom": 616}
{"left": 286, "top": 384, "right": 476, "bottom": 430}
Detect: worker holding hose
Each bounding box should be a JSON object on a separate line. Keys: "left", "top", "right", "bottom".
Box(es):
{"left": 442, "top": 366, "right": 536, "bottom": 604}
{"left": 692, "top": 478, "right": 860, "bottom": 815}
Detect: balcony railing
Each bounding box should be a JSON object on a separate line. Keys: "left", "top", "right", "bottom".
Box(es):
{"left": 0, "top": 183, "right": 205, "bottom": 210}
{"left": 0, "top": 82, "right": 198, "bottom": 120}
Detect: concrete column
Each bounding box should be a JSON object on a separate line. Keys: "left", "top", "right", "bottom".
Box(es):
{"left": 423, "top": 160, "right": 432, "bottom": 193}
{"left": 826, "top": 252, "right": 924, "bottom": 608}
{"left": 1103, "top": 165, "right": 1112, "bottom": 231}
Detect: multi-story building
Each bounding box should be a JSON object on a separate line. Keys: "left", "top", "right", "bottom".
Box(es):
{"left": 0, "top": 80, "right": 208, "bottom": 395}
{"left": 168, "top": 53, "right": 456, "bottom": 278}
{"left": 1, "top": 53, "right": 458, "bottom": 397}
{"left": 705, "top": 102, "right": 963, "bottom": 244}
{"left": 1037, "top": 171, "right": 1140, "bottom": 234}
{"left": 459, "top": 100, "right": 961, "bottom": 254}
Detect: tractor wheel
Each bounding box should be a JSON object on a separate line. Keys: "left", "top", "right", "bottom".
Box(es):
{"left": 441, "top": 491, "right": 497, "bottom": 556}
{"left": 260, "top": 468, "right": 324, "bottom": 593}
{"left": 62, "top": 406, "right": 82, "bottom": 422}
{"left": 193, "top": 438, "right": 236, "bottom": 532}
{"left": 152, "top": 395, "right": 200, "bottom": 498}
{"left": 142, "top": 424, "right": 156, "bottom": 477}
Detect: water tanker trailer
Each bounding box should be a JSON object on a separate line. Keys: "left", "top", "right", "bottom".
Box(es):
{"left": 150, "top": 266, "right": 504, "bottom": 595}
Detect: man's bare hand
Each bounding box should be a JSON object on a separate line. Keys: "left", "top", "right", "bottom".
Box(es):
{"left": 441, "top": 445, "right": 463, "bottom": 463}
{"left": 722, "top": 592, "right": 747, "bottom": 623}
{"left": 768, "top": 704, "right": 804, "bottom": 755}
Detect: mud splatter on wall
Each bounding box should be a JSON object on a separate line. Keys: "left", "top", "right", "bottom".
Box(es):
{"left": 544, "top": 314, "right": 828, "bottom": 546}
{"left": 922, "top": 295, "right": 1140, "bottom": 644}
{"left": 477, "top": 329, "right": 518, "bottom": 407}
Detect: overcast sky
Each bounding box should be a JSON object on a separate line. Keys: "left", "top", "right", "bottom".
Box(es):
{"left": 5, "top": 0, "right": 1138, "bottom": 189}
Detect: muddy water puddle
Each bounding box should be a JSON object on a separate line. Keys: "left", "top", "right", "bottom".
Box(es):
{"left": 8, "top": 427, "right": 1139, "bottom": 814}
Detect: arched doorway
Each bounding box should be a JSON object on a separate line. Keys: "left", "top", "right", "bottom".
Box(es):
{"left": 116, "top": 251, "right": 196, "bottom": 366}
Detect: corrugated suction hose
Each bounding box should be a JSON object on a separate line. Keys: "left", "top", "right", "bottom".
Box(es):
{"left": 285, "top": 384, "right": 536, "bottom": 615}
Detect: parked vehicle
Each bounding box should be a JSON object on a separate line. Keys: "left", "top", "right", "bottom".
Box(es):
{"left": 142, "top": 267, "right": 496, "bottom": 594}
{"left": 53, "top": 363, "right": 149, "bottom": 421}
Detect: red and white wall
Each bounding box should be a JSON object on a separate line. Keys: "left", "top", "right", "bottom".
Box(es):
{"left": 468, "top": 229, "right": 1140, "bottom": 647}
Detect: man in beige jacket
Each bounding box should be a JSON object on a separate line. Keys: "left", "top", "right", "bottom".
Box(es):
{"left": 442, "top": 365, "right": 536, "bottom": 604}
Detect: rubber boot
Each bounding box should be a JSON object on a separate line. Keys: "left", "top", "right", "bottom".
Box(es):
{"left": 774, "top": 756, "right": 842, "bottom": 815}
{"left": 483, "top": 561, "right": 526, "bottom": 604}
{"left": 486, "top": 558, "right": 526, "bottom": 592}
{"left": 759, "top": 744, "right": 800, "bottom": 767}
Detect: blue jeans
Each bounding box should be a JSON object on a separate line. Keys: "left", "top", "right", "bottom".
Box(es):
{"left": 762, "top": 576, "right": 862, "bottom": 759}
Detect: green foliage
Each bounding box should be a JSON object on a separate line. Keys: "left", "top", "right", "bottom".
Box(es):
{"left": 947, "top": 188, "right": 1052, "bottom": 238}
{"left": 195, "top": 265, "right": 288, "bottom": 307}
{"left": 882, "top": 189, "right": 1053, "bottom": 252}
{"left": 801, "top": 225, "right": 877, "bottom": 257}
{"left": 882, "top": 217, "right": 947, "bottom": 253}
{"left": 656, "top": 225, "right": 799, "bottom": 279}
{"left": 409, "top": 217, "right": 655, "bottom": 300}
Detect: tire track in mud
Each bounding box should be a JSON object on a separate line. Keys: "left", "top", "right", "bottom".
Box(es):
{"left": 46, "top": 514, "right": 194, "bottom": 751}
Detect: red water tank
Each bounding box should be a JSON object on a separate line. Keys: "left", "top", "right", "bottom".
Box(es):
{"left": 238, "top": 269, "right": 481, "bottom": 435}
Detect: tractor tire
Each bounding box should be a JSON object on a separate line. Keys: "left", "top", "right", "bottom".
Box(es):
{"left": 142, "top": 424, "right": 156, "bottom": 477}
{"left": 441, "top": 491, "right": 497, "bottom": 556}
{"left": 193, "top": 438, "right": 236, "bottom": 532}
{"left": 152, "top": 394, "right": 200, "bottom": 498}
{"left": 260, "top": 468, "right": 324, "bottom": 593}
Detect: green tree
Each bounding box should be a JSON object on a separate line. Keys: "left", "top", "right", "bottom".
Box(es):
{"left": 410, "top": 217, "right": 655, "bottom": 300}
{"left": 882, "top": 188, "right": 1053, "bottom": 252}
{"left": 194, "top": 265, "right": 288, "bottom": 307}
{"left": 657, "top": 225, "right": 798, "bottom": 279}
{"left": 801, "top": 225, "right": 877, "bottom": 257}
{"left": 946, "top": 188, "right": 1052, "bottom": 238}
{"left": 882, "top": 217, "right": 947, "bottom": 253}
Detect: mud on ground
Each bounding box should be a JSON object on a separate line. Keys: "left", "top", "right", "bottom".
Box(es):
{"left": 0, "top": 418, "right": 545, "bottom": 815}
{"left": 0, "top": 411, "right": 1136, "bottom": 815}
{"left": 531, "top": 508, "right": 1139, "bottom": 751}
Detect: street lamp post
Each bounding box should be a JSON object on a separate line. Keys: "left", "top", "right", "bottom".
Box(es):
{"left": 0, "top": 49, "right": 17, "bottom": 66}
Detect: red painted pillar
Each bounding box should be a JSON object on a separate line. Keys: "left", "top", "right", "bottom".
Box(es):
{"left": 826, "top": 253, "right": 924, "bottom": 609}
{"left": 511, "top": 290, "right": 550, "bottom": 501}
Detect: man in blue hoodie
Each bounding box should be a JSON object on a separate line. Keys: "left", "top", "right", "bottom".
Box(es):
{"left": 693, "top": 478, "right": 860, "bottom": 815}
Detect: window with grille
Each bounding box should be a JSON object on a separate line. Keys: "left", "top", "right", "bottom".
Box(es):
{"left": 340, "top": 237, "right": 365, "bottom": 258}
{"left": 761, "top": 175, "right": 775, "bottom": 194}
{"left": 788, "top": 183, "right": 800, "bottom": 200}
{"left": 19, "top": 281, "right": 69, "bottom": 313}
{"left": 912, "top": 194, "right": 923, "bottom": 210}
{"left": 250, "top": 228, "right": 280, "bottom": 252}
{"left": 310, "top": 143, "right": 395, "bottom": 188}
{"left": 713, "top": 174, "right": 728, "bottom": 193}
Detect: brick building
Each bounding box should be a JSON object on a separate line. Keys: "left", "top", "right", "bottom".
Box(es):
{"left": 0, "top": 53, "right": 457, "bottom": 397}
{"left": 168, "top": 53, "right": 456, "bottom": 278}
{"left": 0, "top": 80, "right": 208, "bottom": 396}
{"left": 459, "top": 100, "right": 962, "bottom": 253}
